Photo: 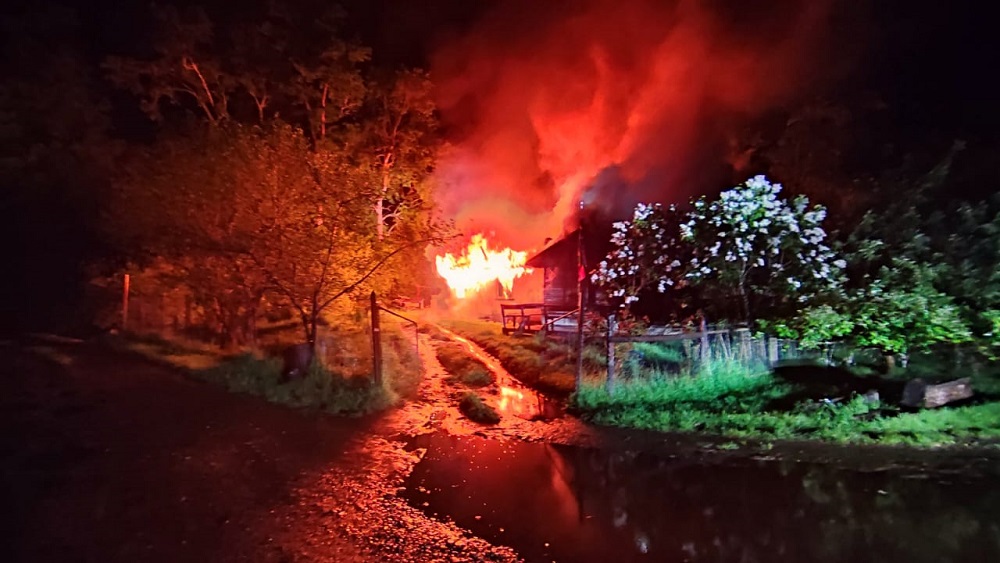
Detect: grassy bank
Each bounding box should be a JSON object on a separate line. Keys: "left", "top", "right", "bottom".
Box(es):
{"left": 431, "top": 333, "right": 493, "bottom": 387}
{"left": 438, "top": 320, "right": 592, "bottom": 394}
{"left": 573, "top": 354, "right": 1000, "bottom": 447}
{"left": 114, "top": 317, "right": 421, "bottom": 416}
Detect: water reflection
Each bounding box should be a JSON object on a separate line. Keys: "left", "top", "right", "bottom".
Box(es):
{"left": 403, "top": 434, "right": 1000, "bottom": 563}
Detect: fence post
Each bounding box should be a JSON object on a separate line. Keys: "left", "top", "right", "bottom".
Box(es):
{"left": 768, "top": 336, "right": 779, "bottom": 365}
{"left": 699, "top": 315, "right": 709, "bottom": 367}
{"left": 606, "top": 313, "right": 617, "bottom": 395}
{"left": 370, "top": 291, "right": 382, "bottom": 385}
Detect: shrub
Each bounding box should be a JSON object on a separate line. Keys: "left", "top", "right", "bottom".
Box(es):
{"left": 459, "top": 392, "right": 501, "bottom": 424}
{"left": 200, "top": 354, "right": 392, "bottom": 415}
{"left": 441, "top": 320, "right": 578, "bottom": 393}
{"left": 435, "top": 342, "right": 493, "bottom": 387}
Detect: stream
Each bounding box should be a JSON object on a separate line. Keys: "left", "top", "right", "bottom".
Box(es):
{"left": 402, "top": 432, "right": 1000, "bottom": 563}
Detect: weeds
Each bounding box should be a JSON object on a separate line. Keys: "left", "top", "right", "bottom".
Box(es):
{"left": 440, "top": 320, "right": 579, "bottom": 393}
{"left": 459, "top": 392, "right": 501, "bottom": 424}
{"left": 200, "top": 354, "right": 392, "bottom": 415}
{"left": 574, "top": 353, "right": 1000, "bottom": 447}
{"left": 119, "top": 313, "right": 420, "bottom": 416}
{"left": 435, "top": 342, "right": 493, "bottom": 387}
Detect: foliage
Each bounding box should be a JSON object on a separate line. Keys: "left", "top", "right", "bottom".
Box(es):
{"left": 847, "top": 258, "right": 972, "bottom": 354}
{"left": 202, "top": 354, "right": 392, "bottom": 415}
{"left": 440, "top": 320, "right": 578, "bottom": 393}
{"left": 591, "top": 203, "right": 688, "bottom": 308}
{"left": 458, "top": 392, "right": 501, "bottom": 424}
{"left": 681, "top": 175, "right": 844, "bottom": 324}
{"left": 834, "top": 152, "right": 984, "bottom": 356}
{"left": 574, "top": 360, "right": 1000, "bottom": 446}
{"left": 353, "top": 69, "right": 439, "bottom": 240}
{"left": 760, "top": 304, "right": 854, "bottom": 349}
{"left": 435, "top": 341, "right": 493, "bottom": 387}
{"left": 593, "top": 176, "right": 845, "bottom": 326}
{"left": 103, "top": 4, "right": 370, "bottom": 129}
{"left": 102, "top": 5, "right": 447, "bottom": 347}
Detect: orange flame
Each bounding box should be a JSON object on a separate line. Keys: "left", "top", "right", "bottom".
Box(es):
{"left": 497, "top": 386, "right": 527, "bottom": 415}
{"left": 435, "top": 234, "right": 532, "bottom": 299}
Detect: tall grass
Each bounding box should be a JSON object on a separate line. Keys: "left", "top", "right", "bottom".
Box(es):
{"left": 574, "top": 355, "right": 1000, "bottom": 447}
{"left": 119, "top": 313, "right": 421, "bottom": 416}
{"left": 440, "top": 320, "right": 579, "bottom": 393}
{"left": 200, "top": 354, "right": 393, "bottom": 415}
{"left": 435, "top": 342, "right": 493, "bottom": 387}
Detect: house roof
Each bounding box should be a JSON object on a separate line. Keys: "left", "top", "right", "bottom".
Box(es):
{"left": 526, "top": 228, "right": 609, "bottom": 269}
{"left": 525, "top": 230, "right": 578, "bottom": 269}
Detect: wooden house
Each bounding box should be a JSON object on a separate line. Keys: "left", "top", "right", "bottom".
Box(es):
{"left": 499, "top": 229, "right": 607, "bottom": 336}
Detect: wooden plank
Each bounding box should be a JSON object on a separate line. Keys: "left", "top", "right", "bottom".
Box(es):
{"left": 901, "top": 377, "right": 973, "bottom": 408}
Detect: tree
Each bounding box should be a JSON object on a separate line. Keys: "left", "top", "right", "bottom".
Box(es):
{"left": 681, "top": 176, "right": 845, "bottom": 326}
{"left": 591, "top": 203, "right": 688, "bottom": 311}
{"left": 834, "top": 142, "right": 978, "bottom": 359}
{"left": 848, "top": 257, "right": 971, "bottom": 357}
{"left": 104, "top": 6, "right": 231, "bottom": 124}
{"left": 355, "top": 69, "right": 438, "bottom": 240}
{"left": 109, "top": 122, "right": 443, "bottom": 347}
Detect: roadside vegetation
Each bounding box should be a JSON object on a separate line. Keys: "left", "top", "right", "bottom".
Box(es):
{"left": 459, "top": 392, "right": 501, "bottom": 424}
{"left": 114, "top": 316, "right": 421, "bottom": 416}
{"left": 564, "top": 167, "right": 1000, "bottom": 449}
{"left": 433, "top": 339, "right": 493, "bottom": 387}
{"left": 437, "top": 320, "right": 590, "bottom": 393}
{"left": 571, "top": 342, "right": 1000, "bottom": 447}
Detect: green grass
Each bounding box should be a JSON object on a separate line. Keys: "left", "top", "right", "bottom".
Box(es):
{"left": 459, "top": 392, "right": 501, "bottom": 424}
{"left": 200, "top": 354, "right": 392, "bottom": 415}
{"left": 573, "top": 355, "right": 1000, "bottom": 447}
{"left": 439, "top": 320, "right": 582, "bottom": 393}
{"left": 435, "top": 342, "right": 493, "bottom": 387}
{"left": 115, "top": 314, "right": 421, "bottom": 416}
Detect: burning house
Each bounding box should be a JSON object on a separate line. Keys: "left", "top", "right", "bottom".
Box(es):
{"left": 494, "top": 222, "right": 611, "bottom": 337}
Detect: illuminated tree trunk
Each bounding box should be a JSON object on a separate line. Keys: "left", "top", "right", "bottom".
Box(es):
{"left": 375, "top": 164, "right": 390, "bottom": 240}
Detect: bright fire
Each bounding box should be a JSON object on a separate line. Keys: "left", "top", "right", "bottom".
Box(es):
{"left": 435, "top": 234, "right": 532, "bottom": 299}
{"left": 497, "top": 386, "right": 527, "bottom": 416}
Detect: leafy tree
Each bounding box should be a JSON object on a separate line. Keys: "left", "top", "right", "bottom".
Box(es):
{"left": 593, "top": 176, "right": 845, "bottom": 328}
{"left": 109, "top": 123, "right": 442, "bottom": 347}
{"left": 848, "top": 257, "right": 971, "bottom": 356}
{"left": 835, "top": 142, "right": 978, "bottom": 359}
{"left": 355, "top": 69, "right": 438, "bottom": 240}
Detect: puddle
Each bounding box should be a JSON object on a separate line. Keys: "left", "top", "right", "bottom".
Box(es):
{"left": 403, "top": 433, "right": 1000, "bottom": 562}
{"left": 434, "top": 326, "right": 563, "bottom": 421}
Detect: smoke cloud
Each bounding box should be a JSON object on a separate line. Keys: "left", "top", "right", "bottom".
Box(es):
{"left": 430, "top": 0, "right": 842, "bottom": 250}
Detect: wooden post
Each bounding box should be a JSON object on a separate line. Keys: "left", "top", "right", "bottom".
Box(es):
{"left": 606, "top": 313, "right": 617, "bottom": 395}
{"left": 768, "top": 336, "right": 779, "bottom": 365}
{"left": 699, "top": 314, "right": 709, "bottom": 367}
{"left": 122, "top": 273, "right": 130, "bottom": 331}
{"left": 370, "top": 291, "right": 382, "bottom": 384}
{"left": 575, "top": 221, "right": 586, "bottom": 390}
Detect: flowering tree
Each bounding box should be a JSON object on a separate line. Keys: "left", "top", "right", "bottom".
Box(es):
{"left": 682, "top": 175, "right": 844, "bottom": 324}
{"left": 594, "top": 176, "right": 845, "bottom": 326}
{"left": 591, "top": 203, "right": 687, "bottom": 309}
